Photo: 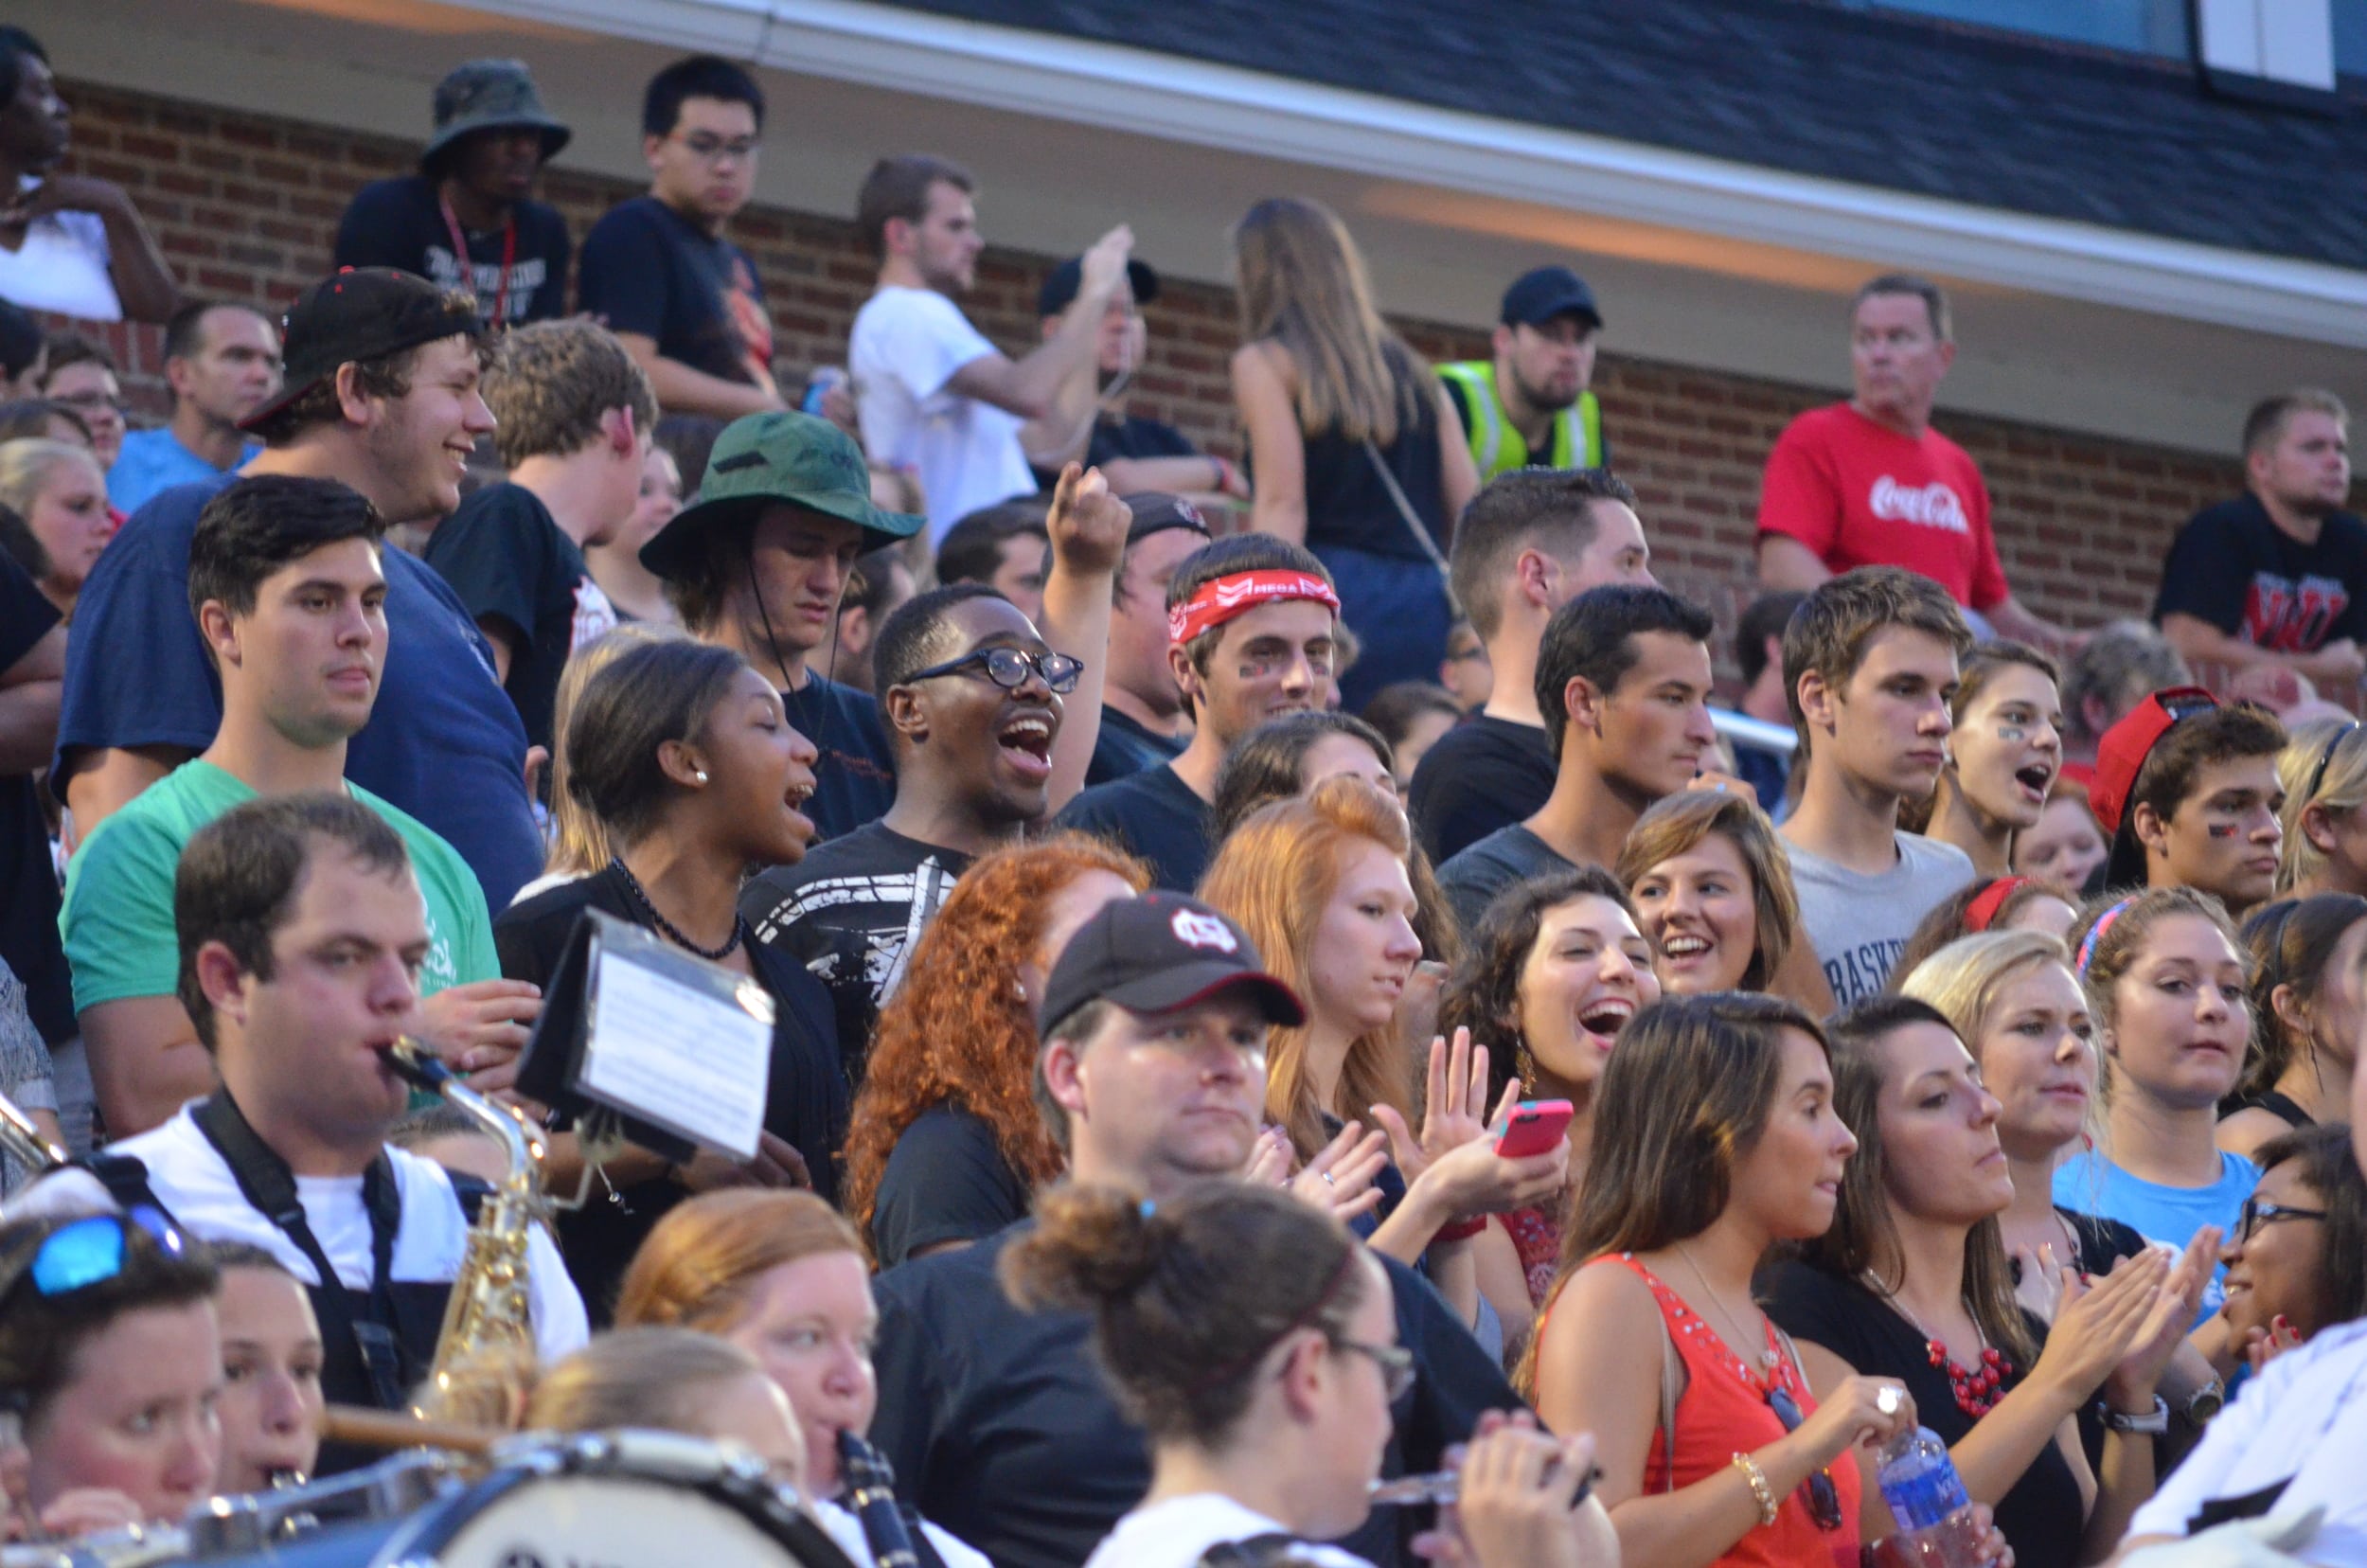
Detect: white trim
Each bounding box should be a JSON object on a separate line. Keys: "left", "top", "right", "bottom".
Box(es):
{"left": 472, "top": 0, "right": 2367, "bottom": 345}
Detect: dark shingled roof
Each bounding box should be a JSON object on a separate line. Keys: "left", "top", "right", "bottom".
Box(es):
{"left": 883, "top": 0, "right": 2367, "bottom": 271}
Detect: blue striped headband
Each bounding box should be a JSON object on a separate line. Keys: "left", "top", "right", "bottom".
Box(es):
{"left": 2075, "top": 897, "right": 2137, "bottom": 975}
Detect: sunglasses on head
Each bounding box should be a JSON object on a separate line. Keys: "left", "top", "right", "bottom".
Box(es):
{"left": 2304, "top": 721, "right": 2359, "bottom": 809}
{"left": 1765, "top": 1383, "right": 1844, "bottom": 1531}
{"left": 0, "top": 1209, "right": 186, "bottom": 1305}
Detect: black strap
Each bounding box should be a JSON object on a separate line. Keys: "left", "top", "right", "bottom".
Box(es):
{"left": 1197, "top": 1535, "right": 1312, "bottom": 1568}
{"left": 192, "top": 1091, "right": 411, "bottom": 1409}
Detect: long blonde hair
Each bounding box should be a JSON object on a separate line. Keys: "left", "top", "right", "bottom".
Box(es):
{"left": 1199, "top": 775, "right": 1417, "bottom": 1159}
{"left": 1231, "top": 197, "right": 1433, "bottom": 447}
{"left": 1899, "top": 930, "right": 2102, "bottom": 1154}
{"left": 545, "top": 623, "right": 684, "bottom": 876}
{"left": 2278, "top": 715, "right": 2367, "bottom": 894}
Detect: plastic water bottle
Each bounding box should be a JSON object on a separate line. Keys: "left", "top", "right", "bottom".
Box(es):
{"left": 1874, "top": 1426, "right": 1986, "bottom": 1568}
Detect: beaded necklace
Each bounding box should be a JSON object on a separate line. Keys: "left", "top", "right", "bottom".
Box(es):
{"left": 1868, "top": 1274, "right": 2011, "bottom": 1417}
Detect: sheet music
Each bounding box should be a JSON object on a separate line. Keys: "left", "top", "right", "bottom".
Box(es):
{"left": 579, "top": 949, "right": 770, "bottom": 1159}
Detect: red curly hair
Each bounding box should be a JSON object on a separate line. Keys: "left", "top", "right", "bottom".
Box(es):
{"left": 841, "top": 834, "right": 1152, "bottom": 1244}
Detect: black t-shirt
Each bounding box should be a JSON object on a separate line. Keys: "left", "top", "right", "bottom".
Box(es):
{"left": 870, "top": 1217, "right": 1523, "bottom": 1568}
{"left": 740, "top": 823, "right": 972, "bottom": 1083}
{"left": 1437, "top": 824, "right": 1574, "bottom": 932}
{"left": 780, "top": 674, "right": 897, "bottom": 844}
{"left": 1083, "top": 705, "right": 1188, "bottom": 788}
{"left": 492, "top": 867, "right": 848, "bottom": 1318}
{"left": 577, "top": 195, "right": 773, "bottom": 389}
{"left": 1052, "top": 762, "right": 1213, "bottom": 892}
{"left": 1028, "top": 413, "right": 1201, "bottom": 491}
{"left": 2152, "top": 494, "right": 2367, "bottom": 654}
{"left": 1767, "top": 1262, "right": 2083, "bottom": 1568}
{"left": 0, "top": 555, "right": 68, "bottom": 1044}
{"left": 1407, "top": 714, "right": 1557, "bottom": 863}
{"left": 868, "top": 1103, "right": 1029, "bottom": 1270}
{"left": 422, "top": 483, "right": 616, "bottom": 756}
{"left": 332, "top": 176, "right": 571, "bottom": 328}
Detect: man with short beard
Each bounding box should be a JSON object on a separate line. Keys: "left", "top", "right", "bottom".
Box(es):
{"left": 2156, "top": 389, "right": 2367, "bottom": 689}
{"left": 1055, "top": 535, "right": 1339, "bottom": 891}
{"left": 1437, "top": 265, "right": 1609, "bottom": 478}
{"left": 52, "top": 269, "right": 544, "bottom": 911}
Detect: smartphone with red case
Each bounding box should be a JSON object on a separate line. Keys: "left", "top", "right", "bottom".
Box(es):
{"left": 1492, "top": 1099, "right": 1574, "bottom": 1159}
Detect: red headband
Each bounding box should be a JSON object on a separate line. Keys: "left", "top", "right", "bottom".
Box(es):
{"left": 1964, "top": 877, "right": 2031, "bottom": 934}
{"left": 1167, "top": 570, "right": 1340, "bottom": 646}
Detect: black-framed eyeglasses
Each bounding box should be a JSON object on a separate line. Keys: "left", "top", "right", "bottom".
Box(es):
{"left": 903, "top": 647, "right": 1082, "bottom": 695}
{"left": 0, "top": 1209, "right": 186, "bottom": 1306}
{"left": 1331, "top": 1337, "right": 1417, "bottom": 1402}
{"left": 1765, "top": 1383, "right": 1844, "bottom": 1531}
{"left": 674, "top": 133, "right": 759, "bottom": 163}
{"left": 2237, "top": 1197, "right": 2329, "bottom": 1245}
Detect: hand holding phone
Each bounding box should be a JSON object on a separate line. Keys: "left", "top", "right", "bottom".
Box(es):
{"left": 1492, "top": 1099, "right": 1574, "bottom": 1160}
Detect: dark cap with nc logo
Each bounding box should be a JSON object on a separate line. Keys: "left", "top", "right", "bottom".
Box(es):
{"left": 1040, "top": 892, "right": 1305, "bottom": 1040}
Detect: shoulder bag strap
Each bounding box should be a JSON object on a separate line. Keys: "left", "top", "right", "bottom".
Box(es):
{"left": 1657, "top": 1306, "right": 1682, "bottom": 1494}
{"left": 1361, "top": 437, "right": 1452, "bottom": 587}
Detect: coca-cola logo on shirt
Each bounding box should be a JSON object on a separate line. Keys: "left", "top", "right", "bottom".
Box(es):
{"left": 1868, "top": 475, "right": 1969, "bottom": 535}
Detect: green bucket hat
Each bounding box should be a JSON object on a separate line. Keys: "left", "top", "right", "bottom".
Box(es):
{"left": 421, "top": 60, "right": 572, "bottom": 175}
{"left": 640, "top": 411, "right": 924, "bottom": 583}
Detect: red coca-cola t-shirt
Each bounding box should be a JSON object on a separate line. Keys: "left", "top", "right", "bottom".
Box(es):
{"left": 1756, "top": 402, "right": 2008, "bottom": 611}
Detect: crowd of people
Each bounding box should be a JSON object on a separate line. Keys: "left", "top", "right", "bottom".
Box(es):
{"left": 0, "top": 24, "right": 2363, "bottom": 1568}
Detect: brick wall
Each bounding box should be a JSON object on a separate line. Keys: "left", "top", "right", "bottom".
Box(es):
{"left": 58, "top": 77, "right": 2240, "bottom": 647}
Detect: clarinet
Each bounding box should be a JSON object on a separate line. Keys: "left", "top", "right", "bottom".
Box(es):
{"left": 837, "top": 1430, "right": 921, "bottom": 1568}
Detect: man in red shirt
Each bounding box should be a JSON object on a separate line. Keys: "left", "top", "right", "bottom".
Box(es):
{"left": 1755, "top": 274, "right": 2074, "bottom": 652}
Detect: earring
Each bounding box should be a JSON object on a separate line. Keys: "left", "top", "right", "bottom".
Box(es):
{"left": 694, "top": 771, "right": 708, "bottom": 784}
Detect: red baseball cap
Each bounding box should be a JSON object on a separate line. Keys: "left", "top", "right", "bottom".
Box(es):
{"left": 2089, "top": 686, "right": 2219, "bottom": 836}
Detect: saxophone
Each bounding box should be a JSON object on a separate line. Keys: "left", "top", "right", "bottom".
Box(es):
{"left": 383, "top": 1038, "right": 544, "bottom": 1427}
{"left": 0, "top": 1089, "right": 63, "bottom": 1172}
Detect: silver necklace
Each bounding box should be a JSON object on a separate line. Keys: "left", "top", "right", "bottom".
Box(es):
{"left": 1677, "top": 1243, "right": 1779, "bottom": 1370}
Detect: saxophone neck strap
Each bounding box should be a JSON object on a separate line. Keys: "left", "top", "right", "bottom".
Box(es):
{"left": 193, "top": 1090, "right": 409, "bottom": 1408}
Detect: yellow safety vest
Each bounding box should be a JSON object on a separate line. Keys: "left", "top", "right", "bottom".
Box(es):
{"left": 1438, "top": 360, "right": 1603, "bottom": 478}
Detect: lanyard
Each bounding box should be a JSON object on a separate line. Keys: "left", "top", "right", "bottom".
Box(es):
{"left": 438, "top": 194, "right": 516, "bottom": 326}
{"left": 193, "top": 1090, "right": 411, "bottom": 1409}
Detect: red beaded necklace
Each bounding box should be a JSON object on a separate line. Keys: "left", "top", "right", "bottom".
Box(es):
{"left": 1868, "top": 1276, "right": 2014, "bottom": 1418}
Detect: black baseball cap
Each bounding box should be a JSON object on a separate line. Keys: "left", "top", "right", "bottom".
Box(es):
{"left": 1120, "top": 491, "right": 1213, "bottom": 546}
{"left": 1500, "top": 265, "right": 1602, "bottom": 331}
{"left": 1040, "top": 892, "right": 1304, "bottom": 1039}
{"left": 238, "top": 269, "right": 481, "bottom": 434}
{"left": 1038, "top": 255, "right": 1161, "bottom": 318}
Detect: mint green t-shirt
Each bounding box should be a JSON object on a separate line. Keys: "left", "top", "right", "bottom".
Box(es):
{"left": 61, "top": 761, "right": 498, "bottom": 1014}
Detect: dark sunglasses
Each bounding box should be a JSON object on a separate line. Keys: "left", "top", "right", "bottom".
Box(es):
{"left": 1765, "top": 1383, "right": 1844, "bottom": 1531}
{"left": 0, "top": 1209, "right": 186, "bottom": 1304}
{"left": 2236, "top": 1197, "right": 2329, "bottom": 1245}
{"left": 1331, "top": 1336, "right": 1417, "bottom": 1402}
{"left": 903, "top": 647, "right": 1082, "bottom": 695}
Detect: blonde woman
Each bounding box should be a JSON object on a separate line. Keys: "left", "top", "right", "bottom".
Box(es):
{"left": 1228, "top": 197, "right": 1478, "bottom": 708}
{"left": 2275, "top": 714, "right": 2367, "bottom": 898}
{"left": 0, "top": 437, "right": 113, "bottom": 616}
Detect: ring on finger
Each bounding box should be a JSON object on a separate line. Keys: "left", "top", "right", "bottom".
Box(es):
{"left": 1321, "top": 1169, "right": 1335, "bottom": 1185}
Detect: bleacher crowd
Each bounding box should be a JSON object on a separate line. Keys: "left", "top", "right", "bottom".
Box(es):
{"left": 0, "top": 26, "right": 2364, "bottom": 1568}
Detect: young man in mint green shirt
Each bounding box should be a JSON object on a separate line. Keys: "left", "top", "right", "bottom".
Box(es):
{"left": 61, "top": 474, "right": 528, "bottom": 1135}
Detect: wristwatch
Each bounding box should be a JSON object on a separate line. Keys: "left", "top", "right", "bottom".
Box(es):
{"left": 2096, "top": 1395, "right": 2170, "bottom": 1434}
{"left": 2183, "top": 1378, "right": 2226, "bottom": 1425}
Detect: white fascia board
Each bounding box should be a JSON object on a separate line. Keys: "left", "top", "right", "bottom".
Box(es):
{"left": 473, "top": 0, "right": 2367, "bottom": 346}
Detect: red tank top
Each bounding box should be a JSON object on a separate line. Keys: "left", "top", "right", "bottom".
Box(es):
{"left": 1598, "top": 1253, "right": 1862, "bottom": 1568}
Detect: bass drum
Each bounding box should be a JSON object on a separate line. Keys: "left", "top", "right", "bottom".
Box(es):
{"left": 377, "top": 1432, "right": 857, "bottom": 1568}
{"left": 183, "top": 1433, "right": 856, "bottom": 1568}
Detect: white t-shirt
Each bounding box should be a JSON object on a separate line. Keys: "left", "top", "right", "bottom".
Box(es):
{"left": 0, "top": 176, "right": 120, "bottom": 321}
{"left": 110, "top": 1104, "right": 591, "bottom": 1363}
{"left": 849, "top": 285, "right": 1032, "bottom": 541}
{"left": 1081, "top": 1495, "right": 1372, "bottom": 1568}
{"left": 814, "top": 1498, "right": 992, "bottom": 1568}
{"left": 2128, "top": 1318, "right": 2367, "bottom": 1564}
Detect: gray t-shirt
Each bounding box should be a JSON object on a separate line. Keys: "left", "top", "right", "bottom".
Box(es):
{"left": 1437, "top": 824, "right": 1574, "bottom": 933}
{"left": 1784, "top": 831, "right": 1975, "bottom": 1005}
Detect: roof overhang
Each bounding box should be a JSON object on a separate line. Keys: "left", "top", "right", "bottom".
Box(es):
{"left": 484, "top": 0, "right": 2367, "bottom": 347}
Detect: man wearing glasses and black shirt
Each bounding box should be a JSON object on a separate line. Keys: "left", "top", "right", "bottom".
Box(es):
{"left": 578, "top": 55, "right": 785, "bottom": 421}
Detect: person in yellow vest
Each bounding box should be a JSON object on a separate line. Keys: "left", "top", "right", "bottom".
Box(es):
{"left": 1439, "top": 266, "right": 1607, "bottom": 478}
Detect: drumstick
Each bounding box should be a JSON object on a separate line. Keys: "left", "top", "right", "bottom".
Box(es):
{"left": 320, "top": 1403, "right": 505, "bottom": 1455}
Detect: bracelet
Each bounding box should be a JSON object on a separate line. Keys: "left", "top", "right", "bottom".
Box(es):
{"left": 1731, "top": 1452, "right": 1778, "bottom": 1526}
{"left": 2095, "top": 1394, "right": 2170, "bottom": 1434}
{"left": 1433, "top": 1215, "right": 1488, "bottom": 1243}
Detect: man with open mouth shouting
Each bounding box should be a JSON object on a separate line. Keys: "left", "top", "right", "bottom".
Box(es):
{"left": 744, "top": 466, "right": 1129, "bottom": 1080}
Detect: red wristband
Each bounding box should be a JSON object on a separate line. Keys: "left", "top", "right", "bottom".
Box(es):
{"left": 1433, "top": 1215, "right": 1488, "bottom": 1244}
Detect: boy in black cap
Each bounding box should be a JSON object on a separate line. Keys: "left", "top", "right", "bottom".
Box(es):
{"left": 53, "top": 268, "right": 551, "bottom": 915}
{"left": 1437, "top": 264, "right": 1609, "bottom": 479}
{"left": 333, "top": 59, "right": 573, "bottom": 327}
{"left": 1086, "top": 492, "right": 1213, "bottom": 787}
{"left": 870, "top": 890, "right": 1522, "bottom": 1568}
{"left": 1025, "top": 254, "right": 1249, "bottom": 502}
